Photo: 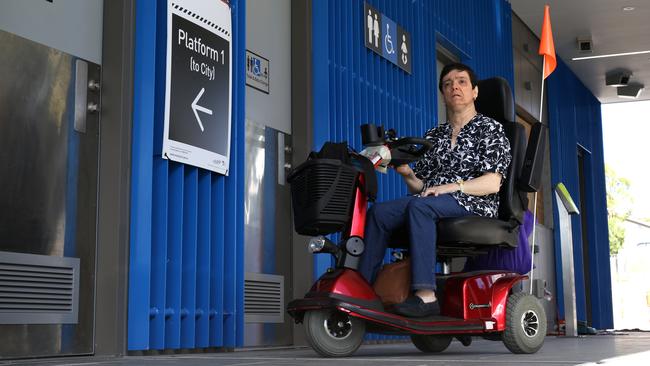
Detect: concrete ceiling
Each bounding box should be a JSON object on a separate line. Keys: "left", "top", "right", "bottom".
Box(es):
{"left": 509, "top": 0, "right": 650, "bottom": 104}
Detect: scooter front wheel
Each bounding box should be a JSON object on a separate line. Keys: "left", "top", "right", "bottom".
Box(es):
{"left": 304, "top": 309, "right": 365, "bottom": 357}
{"left": 502, "top": 292, "right": 547, "bottom": 354}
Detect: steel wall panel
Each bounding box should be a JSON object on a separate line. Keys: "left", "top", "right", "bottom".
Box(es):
{"left": 311, "top": 0, "right": 515, "bottom": 340}
{"left": 128, "top": 0, "right": 245, "bottom": 350}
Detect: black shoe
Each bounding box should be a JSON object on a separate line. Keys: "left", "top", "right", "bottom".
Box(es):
{"left": 393, "top": 295, "right": 440, "bottom": 317}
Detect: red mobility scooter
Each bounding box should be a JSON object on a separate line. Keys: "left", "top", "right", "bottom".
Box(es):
{"left": 287, "top": 78, "right": 547, "bottom": 357}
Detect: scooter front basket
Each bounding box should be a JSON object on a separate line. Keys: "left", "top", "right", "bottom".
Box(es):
{"left": 288, "top": 158, "right": 359, "bottom": 236}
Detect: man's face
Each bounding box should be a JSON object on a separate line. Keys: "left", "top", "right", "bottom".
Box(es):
{"left": 441, "top": 69, "right": 478, "bottom": 112}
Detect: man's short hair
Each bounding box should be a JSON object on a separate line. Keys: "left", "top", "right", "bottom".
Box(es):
{"left": 438, "top": 62, "right": 478, "bottom": 92}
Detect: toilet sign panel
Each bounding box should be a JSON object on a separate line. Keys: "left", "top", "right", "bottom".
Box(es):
{"left": 363, "top": 2, "right": 412, "bottom": 74}
{"left": 363, "top": 3, "right": 381, "bottom": 54}
{"left": 381, "top": 14, "right": 397, "bottom": 64}
{"left": 397, "top": 25, "right": 411, "bottom": 74}
{"left": 246, "top": 50, "right": 269, "bottom": 94}
{"left": 163, "top": 0, "right": 232, "bottom": 175}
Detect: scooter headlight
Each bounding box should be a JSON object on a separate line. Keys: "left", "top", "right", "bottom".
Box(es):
{"left": 308, "top": 236, "right": 326, "bottom": 253}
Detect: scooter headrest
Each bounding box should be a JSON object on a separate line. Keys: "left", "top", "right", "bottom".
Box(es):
{"left": 475, "top": 77, "right": 516, "bottom": 123}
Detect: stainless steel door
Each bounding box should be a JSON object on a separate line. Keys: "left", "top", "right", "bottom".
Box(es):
{"left": 243, "top": 121, "right": 293, "bottom": 346}
{"left": 0, "top": 30, "right": 100, "bottom": 358}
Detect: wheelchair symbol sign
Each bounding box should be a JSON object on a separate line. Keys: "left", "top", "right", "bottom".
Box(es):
{"left": 253, "top": 58, "right": 261, "bottom": 76}
{"left": 363, "top": 3, "right": 412, "bottom": 74}
{"left": 381, "top": 14, "right": 397, "bottom": 64}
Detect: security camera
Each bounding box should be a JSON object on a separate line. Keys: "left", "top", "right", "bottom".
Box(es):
{"left": 606, "top": 71, "right": 632, "bottom": 87}
{"left": 577, "top": 37, "right": 593, "bottom": 53}
{"left": 617, "top": 84, "right": 644, "bottom": 99}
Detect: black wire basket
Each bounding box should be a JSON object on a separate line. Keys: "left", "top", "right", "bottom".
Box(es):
{"left": 287, "top": 158, "right": 359, "bottom": 236}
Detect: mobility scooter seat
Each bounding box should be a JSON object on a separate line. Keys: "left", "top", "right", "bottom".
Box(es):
{"left": 437, "top": 216, "right": 518, "bottom": 248}
{"left": 433, "top": 77, "right": 529, "bottom": 258}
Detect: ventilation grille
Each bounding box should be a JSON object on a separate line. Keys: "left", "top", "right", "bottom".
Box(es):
{"left": 244, "top": 272, "right": 284, "bottom": 323}
{"left": 0, "top": 251, "right": 79, "bottom": 324}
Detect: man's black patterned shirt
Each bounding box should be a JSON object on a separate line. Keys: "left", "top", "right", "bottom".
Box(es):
{"left": 413, "top": 113, "right": 512, "bottom": 217}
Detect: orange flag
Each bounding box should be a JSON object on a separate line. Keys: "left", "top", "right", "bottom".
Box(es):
{"left": 538, "top": 5, "right": 556, "bottom": 79}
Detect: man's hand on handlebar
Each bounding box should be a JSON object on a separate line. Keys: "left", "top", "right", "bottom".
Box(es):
{"left": 393, "top": 164, "right": 426, "bottom": 195}
{"left": 394, "top": 164, "right": 414, "bottom": 177}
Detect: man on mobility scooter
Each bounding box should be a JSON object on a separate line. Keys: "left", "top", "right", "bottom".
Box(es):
{"left": 287, "top": 63, "right": 547, "bottom": 357}
{"left": 359, "top": 63, "right": 512, "bottom": 319}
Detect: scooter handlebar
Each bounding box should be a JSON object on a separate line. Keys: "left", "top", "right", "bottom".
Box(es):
{"left": 386, "top": 137, "right": 433, "bottom": 166}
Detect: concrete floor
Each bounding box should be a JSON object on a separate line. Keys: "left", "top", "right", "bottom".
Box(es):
{"left": 3, "top": 332, "right": 650, "bottom": 366}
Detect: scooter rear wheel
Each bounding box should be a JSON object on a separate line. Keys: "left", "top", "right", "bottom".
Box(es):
{"left": 304, "top": 309, "right": 365, "bottom": 357}
{"left": 410, "top": 334, "right": 452, "bottom": 353}
{"left": 502, "top": 292, "right": 547, "bottom": 354}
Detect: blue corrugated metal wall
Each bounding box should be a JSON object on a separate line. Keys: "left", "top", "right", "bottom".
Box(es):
{"left": 128, "top": 0, "right": 246, "bottom": 350}
{"left": 547, "top": 59, "right": 612, "bottom": 329}
{"left": 311, "top": 0, "right": 515, "bottom": 340}
{"left": 124, "top": 0, "right": 612, "bottom": 348}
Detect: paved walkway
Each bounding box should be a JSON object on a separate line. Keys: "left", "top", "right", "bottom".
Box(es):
{"left": 4, "top": 332, "right": 650, "bottom": 366}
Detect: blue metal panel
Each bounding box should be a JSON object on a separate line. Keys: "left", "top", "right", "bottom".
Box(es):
{"left": 165, "top": 162, "right": 184, "bottom": 348}
{"left": 150, "top": 158, "right": 168, "bottom": 349}
{"left": 129, "top": 0, "right": 246, "bottom": 351}
{"left": 128, "top": 0, "right": 157, "bottom": 351}
{"left": 547, "top": 59, "right": 612, "bottom": 329}
{"left": 195, "top": 170, "right": 211, "bottom": 347}
{"left": 229, "top": 0, "right": 246, "bottom": 347}
{"left": 149, "top": 0, "right": 170, "bottom": 347}
{"left": 222, "top": 94, "right": 237, "bottom": 349}
{"left": 209, "top": 176, "right": 225, "bottom": 347}
{"left": 311, "top": 0, "right": 515, "bottom": 341}
{"left": 181, "top": 167, "right": 198, "bottom": 347}
{"left": 312, "top": 0, "right": 333, "bottom": 278}
{"left": 583, "top": 106, "right": 612, "bottom": 330}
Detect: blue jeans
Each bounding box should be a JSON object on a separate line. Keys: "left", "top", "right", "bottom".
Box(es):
{"left": 358, "top": 194, "right": 473, "bottom": 291}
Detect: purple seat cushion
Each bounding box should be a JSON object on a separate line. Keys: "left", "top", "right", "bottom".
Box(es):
{"left": 463, "top": 210, "right": 534, "bottom": 275}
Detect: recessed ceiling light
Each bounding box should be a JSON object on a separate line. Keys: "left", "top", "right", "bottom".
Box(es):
{"left": 622, "top": 6, "right": 635, "bottom": 11}
{"left": 572, "top": 50, "right": 650, "bottom": 61}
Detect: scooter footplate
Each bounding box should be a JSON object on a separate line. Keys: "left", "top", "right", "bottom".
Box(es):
{"left": 288, "top": 296, "right": 489, "bottom": 335}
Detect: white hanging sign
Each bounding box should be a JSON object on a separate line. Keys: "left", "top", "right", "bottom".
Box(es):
{"left": 162, "top": 0, "right": 232, "bottom": 175}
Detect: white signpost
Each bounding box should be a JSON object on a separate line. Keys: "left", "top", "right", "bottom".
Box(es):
{"left": 162, "top": 0, "right": 232, "bottom": 175}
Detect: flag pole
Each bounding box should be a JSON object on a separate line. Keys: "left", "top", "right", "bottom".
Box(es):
{"left": 529, "top": 191, "right": 538, "bottom": 294}
{"left": 529, "top": 57, "right": 545, "bottom": 295}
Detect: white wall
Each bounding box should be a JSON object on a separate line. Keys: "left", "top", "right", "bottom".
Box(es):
{"left": 0, "top": 0, "right": 103, "bottom": 64}
{"left": 611, "top": 221, "right": 650, "bottom": 330}
{"left": 246, "top": 0, "right": 291, "bottom": 134}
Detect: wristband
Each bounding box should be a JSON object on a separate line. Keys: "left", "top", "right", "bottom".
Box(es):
{"left": 419, "top": 183, "right": 428, "bottom": 196}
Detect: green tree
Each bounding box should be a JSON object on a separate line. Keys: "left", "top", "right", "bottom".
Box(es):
{"left": 605, "top": 165, "right": 632, "bottom": 255}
